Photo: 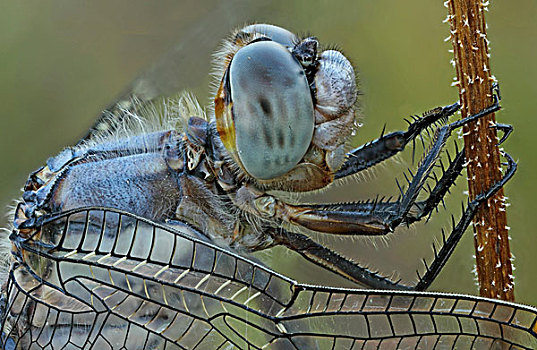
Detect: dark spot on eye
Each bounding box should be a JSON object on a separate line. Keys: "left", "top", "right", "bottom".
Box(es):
{"left": 262, "top": 124, "right": 273, "bottom": 148}
{"left": 288, "top": 124, "right": 295, "bottom": 147}
{"left": 277, "top": 129, "right": 285, "bottom": 148}
{"left": 260, "top": 97, "right": 271, "bottom": 116}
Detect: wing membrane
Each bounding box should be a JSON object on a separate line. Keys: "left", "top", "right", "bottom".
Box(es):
{"left": 3, "top": 207, "right": 536, "bottom": 349}
{"left": 74, "top": 5, "right": 272, "bottom": 146}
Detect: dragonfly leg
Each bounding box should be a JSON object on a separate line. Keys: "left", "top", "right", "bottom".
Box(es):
{"left": 335, "top": 102, "right": 461, "bottom": 179}
{"left": 292, "top": 91, "right": 504, "bottom": 234}
{"left": 414, "top": 151, "right": 516, "bottom": 290}
{"left": 287, "top": 146, "right": 467, "bottom": 234}
{"left": 399, "top": 116, "right": 515, "bottom": 226}
{"left": 335, "top": 88, "right": 502, "bottom": 181}
{"left": 244, "top": 95, "right": 511, "bottom": 236}
{"left": 237, "top": 89, "right": 513, "bottom": 288}
{"left": 269, "top": 151, "right": 515, "bottom": 289}
{"left": 389, "top": 115, "right": 513, "bottom": 228}
{"left": 283, "top": 125, "right": 464, "bottom": 235}
{"left": 270, "top": 227, "right": 414, "bottom": 290}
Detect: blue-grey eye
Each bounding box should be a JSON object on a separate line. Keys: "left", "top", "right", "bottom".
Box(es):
{"left": 240, "top": 24, "right": 298, "bottom": 48}
{"left": 223, "top": 40, "right": 314, "bottom": 180}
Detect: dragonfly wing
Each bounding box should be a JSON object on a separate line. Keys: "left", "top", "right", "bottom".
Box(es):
{"left": 3, "top": 208, "right": 304, "bottom": 349}
{"left": 3, "top": 208, "right": 537, "bottom": 349}
{"left": 275, "top": 287, "right": 537, "bottom": 349}
{"left": 75, "top": 5, "right": 272, "bottom": 145}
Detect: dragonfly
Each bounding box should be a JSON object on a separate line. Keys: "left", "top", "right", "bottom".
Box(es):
{"left": 1, "top": 24, "right": 536, "bottom": 350}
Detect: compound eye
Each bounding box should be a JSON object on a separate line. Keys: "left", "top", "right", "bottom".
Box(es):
{"left": 221, "top": 40, "right": 314, "bottom": 180}
{"left": 240, "top": 24, "right": 298, "bottom": 48}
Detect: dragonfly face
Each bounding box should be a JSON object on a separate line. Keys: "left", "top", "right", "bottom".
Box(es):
{"left": 1, "top": 24, "right": 535, "bottom": 349}
{"left": 214, "top": 24, "right": 356, "bottom": 189}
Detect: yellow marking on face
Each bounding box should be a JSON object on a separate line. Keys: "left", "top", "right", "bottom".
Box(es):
{"left": 215, "top": 95, "right": 237, "bottom": 156}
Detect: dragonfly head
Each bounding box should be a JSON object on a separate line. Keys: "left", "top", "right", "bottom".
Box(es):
{"left": 214, "top": 24, "right": 358, "bottom": 191}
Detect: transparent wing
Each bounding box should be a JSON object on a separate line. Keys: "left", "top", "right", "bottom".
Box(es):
{"left": 74, "top": 6, "right": 272, "bottom": 146}
{"left": 3, "top": 207, "right": 536, "bottom": 349}
{"left": 76, "top": 32, "right": 204, "bottom": 145}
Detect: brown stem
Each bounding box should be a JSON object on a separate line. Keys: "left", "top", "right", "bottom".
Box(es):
{"left": 447, "top": 0, "right": 514, "bottom": 301}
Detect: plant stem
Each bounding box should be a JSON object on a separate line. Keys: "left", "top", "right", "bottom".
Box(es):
{"left": 446, "top": 0, "right": 514, "bottom": 301}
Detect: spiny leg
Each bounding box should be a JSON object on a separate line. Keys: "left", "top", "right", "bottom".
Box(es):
{"left": 265, "top": 95, "right": 514, "bottom": 289}
{"left": 335, "top": 102, "right": 461, "bottom": 179}
{"left": 288, "top": 125, "right": 462, "bottom": 234}
{"left": 270, "top": 150, "right": 516, "bottom": 290}
{"left": 296, "top": 147, "right": 465, "bottom": 233}
{"left": 297, "top": 120, "right": 512, "bottom": 232}
{"left": 269, "top": 227, "right": 413, "bottom": 290}
{"left": 335, "top": 90, "right": 501, "bottom": 180}
{"left": 287, "top": 96, "right": 506, "bottom": 235}
{"left": 412, "top": 104, "right": 515, "bottom": 290}
{"left": 402, "top": 118, "right": 512, "bottom": 226}
{"left": 402, "top": 148, "right": 465, "bottom": 225}
{"left": 414, "top": 151, "right": 516, "bottom": 290}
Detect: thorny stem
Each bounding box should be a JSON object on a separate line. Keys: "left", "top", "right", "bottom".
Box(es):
{"left": 446, "top": 0, "right": 514, "bottom": 301}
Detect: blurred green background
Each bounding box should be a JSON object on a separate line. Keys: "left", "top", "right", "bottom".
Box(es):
{"left": 0, "top": 1, "right": 535, "bottom": 306}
